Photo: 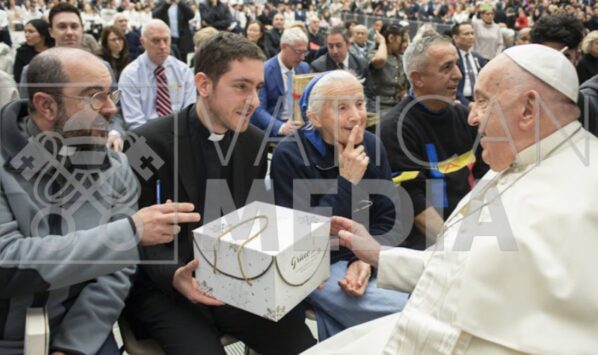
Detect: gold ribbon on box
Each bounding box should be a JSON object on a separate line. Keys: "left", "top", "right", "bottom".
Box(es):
{"left": 195, "top": 215, "right": 328, "bottom": 287}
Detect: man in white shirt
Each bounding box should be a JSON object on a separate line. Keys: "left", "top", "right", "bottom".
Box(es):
{"left": 119, "top": 19, "right": 195, "bottom": 129}
{"left": 302, "top": 44, "right": 598, "bottom": 354}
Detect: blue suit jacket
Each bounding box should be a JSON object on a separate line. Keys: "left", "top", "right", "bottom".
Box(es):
{"left": 455, "top": 47, "right": 486, "bottom": 106}
{"left": 251, "top": 56, "right": 310, "bottom": 136}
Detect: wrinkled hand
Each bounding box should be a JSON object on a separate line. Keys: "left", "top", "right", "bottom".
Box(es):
{"left": 331, "top": 216, "right": 381, "bottom": 267}
{"left": 132, "top": 200, "right": 201, "bottom": 246}
{"left": 106, "top": 129, "right": 123, "bottom": 152}
{"left": 338, "top": 260, "right": 371, "bottom": 297}
{"left": 173, "top": 259, "right": 225, "bottom": 306}
{"left": 339, "top": 126, "right": 368, "bottom": 184}
{"left": 280, "top": 120, "right": 301, "bottom": 136}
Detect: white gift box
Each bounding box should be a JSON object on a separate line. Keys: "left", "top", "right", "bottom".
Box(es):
{"left": 193, "top": 201, "right": 330, "bottom": 322}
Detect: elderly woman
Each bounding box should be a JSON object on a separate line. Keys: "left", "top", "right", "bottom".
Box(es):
{"left": 577, "top": 31, "right": 598, "bottom": 85}
{"left": 270, "top": 70, "right": 408, "bottom": 341}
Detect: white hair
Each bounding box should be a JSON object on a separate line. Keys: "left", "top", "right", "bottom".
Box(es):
{"left": 141, "top": 19, "right": 170, "bottom": 38}
{"left": 307, "top": 70, "right": 362, "bottom": 118}
{"left": 281, "top": 27, "right": 308, "bottom": 45}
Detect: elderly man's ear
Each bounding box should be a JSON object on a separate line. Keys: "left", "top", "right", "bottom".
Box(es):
{"left": 32, "top": 92, "right": 59, "bottom": 128}
{"left": 410, "top": 71, "right": 423, "bottom": 89}
{"left": 519, "top": 90, "right": 539, "bottom": 131}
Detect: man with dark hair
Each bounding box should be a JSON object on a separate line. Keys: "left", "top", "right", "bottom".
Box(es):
{"left": 530, "top": 13, "right": 584, "bottom": 65}
{"left": 530, "top": 14, "right": 596, "bottom": 135}
{"left": 311, "top": 26, "right": 377, "bottom": 113}
{"left": 452, "top": 22, "right": 486, "bottom": 106}
{"left": 0, "top": 47, "right": 199, "bottom": 355}
{"left": 264, "top": 13, "right": 285, "bottom": 58}
{"left": 125, "top": 32, "right": 316, "bottom": 355}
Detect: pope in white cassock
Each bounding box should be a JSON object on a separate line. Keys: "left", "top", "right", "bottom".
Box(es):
{"left": 301, "top": 44, "right": 598, "bottom": 354}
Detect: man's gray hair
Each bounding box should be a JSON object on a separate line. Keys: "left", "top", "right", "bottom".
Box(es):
{"left": 403, "top": 33, "right": 453, "bottom": 84}
{"left": 281, "top": 27, "right": 308, "bottom": 45}
{"left": 141, "top": 19, "right": 170, "bottom": 38}
{"left": 307, "top": 70, "right": 362, "bottom": 118}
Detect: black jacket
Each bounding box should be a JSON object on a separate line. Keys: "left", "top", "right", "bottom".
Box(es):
{"left": 199, "top": 1, "right": 232, "bottom": 31}
{"left": 13, "top": 44, "right": 37, "bottom": 83}
{"left": 579, "top": 74, "right": 598, "bottom": 136}
{"left": 264, "top": 28, "right": 283, "bottom": 58}
{"left": 153, "top": 1, "right": 194, "bottom": 56}
{"left": 126, "top": 104, "right": 268, "bottom": 298}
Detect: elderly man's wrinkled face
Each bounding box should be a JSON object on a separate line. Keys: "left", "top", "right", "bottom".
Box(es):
{"left": 281, "top": 40, "right": 308, "bottom": 69}
{"left": 142, "top": 24, "right": 171, "bottom": 65}
{"left": 311, "top": 78, "right": 367, "bottom": 148}
{"left": 352, "top": 25, "right": 368, "bottom": 46}
{"left": 468, "top": 57, "right": 520, "bottom": 172}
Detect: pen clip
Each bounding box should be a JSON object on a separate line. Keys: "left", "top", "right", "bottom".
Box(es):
{"left": 353, "top": 199, "right": 373, "bottom": 213}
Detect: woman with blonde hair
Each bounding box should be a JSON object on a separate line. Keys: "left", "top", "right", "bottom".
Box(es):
{"left": 577, "top": 30, "right": 598, "bottom": 84}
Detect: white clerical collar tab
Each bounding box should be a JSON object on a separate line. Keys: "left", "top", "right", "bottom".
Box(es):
{"left": 208, "top": 133, "right": 225, "bottom": 142}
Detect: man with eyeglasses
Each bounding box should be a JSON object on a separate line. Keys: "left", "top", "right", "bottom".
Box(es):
{"left": 19, "top": 2, "right": 126, "bottom": 152}
{"left": 0, "top": 47, "right": 201, "bottom": 355}
{"left": 119, "top": 19, "right": 196, "bottom": 130}
{"left": 311, "top": 26, "right": 377, "bottom": 113}
{"left": 251, "top": 27, "right": 311, "bottom": 137}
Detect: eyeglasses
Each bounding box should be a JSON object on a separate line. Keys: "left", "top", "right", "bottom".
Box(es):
{"left": 54, "top": 90, "right": 121, "bottom": 110}
{"left": 289, "top": 47, "right": 309, "bottom": 56}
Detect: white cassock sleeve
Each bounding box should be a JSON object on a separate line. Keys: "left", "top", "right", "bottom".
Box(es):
{"left": 376, "top": 247, "right": 432, "bottom": 293}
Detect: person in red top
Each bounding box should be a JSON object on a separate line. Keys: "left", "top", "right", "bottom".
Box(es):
{"left": 516, "top": 7, "right": 529, "bottom": 29}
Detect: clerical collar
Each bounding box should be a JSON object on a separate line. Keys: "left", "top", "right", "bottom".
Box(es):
{"left": 208, "top": 132, "right": 225, "bottom": 142}
{"left": 190, "top": 105, "right": 230, "bottom": 142}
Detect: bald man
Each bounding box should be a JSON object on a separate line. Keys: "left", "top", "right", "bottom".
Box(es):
{"left": 19, "top": 2, "right": 126, "bottom": 151}
{"left": 119, "top": 19, "right": 196, "bottom": 129}
{"left": 302, "top": 44, "right": 598, "bottom": 354}
{"left": 349, "top": 24, "right": 375, "bottom": 60}
{"left": 0, "top": 47, "right": 200, "bottom": 355}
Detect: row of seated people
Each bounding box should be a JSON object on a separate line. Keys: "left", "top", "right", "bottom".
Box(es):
{"left": 4, "top": 5, "right": 598, "bottom": 354}
{"left": 1, "top": 21, "right": 490, "bottom": 354}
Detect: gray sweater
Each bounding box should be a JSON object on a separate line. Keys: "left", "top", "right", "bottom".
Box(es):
{"left": 0, "top": 100, "right": 140, "bottom": 354}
